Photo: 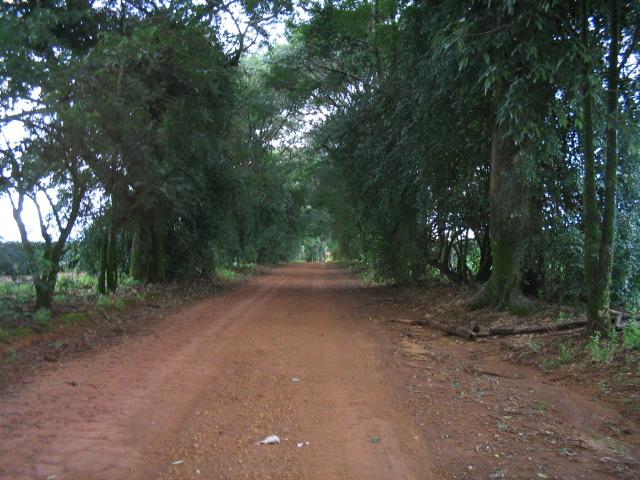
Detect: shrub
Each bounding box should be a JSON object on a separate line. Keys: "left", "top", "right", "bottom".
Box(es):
{"left": 587, "top": 332, "right": 616, "bottom": 363}
{"left": 622, "top": 321, "right": 640, "bottom": 349}
{"left": 33, "top": 308, "right": 52, "bottom": 325}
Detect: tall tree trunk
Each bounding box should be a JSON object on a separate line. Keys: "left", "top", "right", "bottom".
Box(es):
{"left": 34, "top": 253, "right": 58, "bottom": 310}
{"left": 522, "top": 193, "right": 544, "bottom": 296}
{"left": 129, "top": 222, "right": 146, "bottom": 281}
{"left": 9, "top": 166, "right": 85, "bottom": 310}
{"left": 148, "top": 217, "right": 165, "bottom": 283}
{"left": 470, "top": 126, "right": 536, "bottom": 313}
{"left": 97, "top": 233, "right": 108, "bottom": 294}
{"left": 581, "top": 0, "right": 602, "bottom": 334}
{"left": 106, "top": 225, "right": 117, "bottom": 292}
{"left": 475, "top": 230, "right": 492, "bottom": 282}
{"left": 582, "top": 0, "right": 620, "bottom": 336}
{"left": 371, "top": 0, "right": 383, "bottom": 82}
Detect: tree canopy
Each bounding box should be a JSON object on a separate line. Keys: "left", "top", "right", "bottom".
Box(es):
{"left": 2, "top": 0, "right": 640, "bottom": 334}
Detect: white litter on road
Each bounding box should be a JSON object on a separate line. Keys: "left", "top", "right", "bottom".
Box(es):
{"left": 291, "top": 377, "right": 301, "bottom": 382}
{"left": 171, "top": 460, "right": 184, "bottom": 465}
{"left": 258, "top": 435, "right": 281, "bottom": 445}
{"left": 296, "top": 441, "right": 310, "bottom": 448}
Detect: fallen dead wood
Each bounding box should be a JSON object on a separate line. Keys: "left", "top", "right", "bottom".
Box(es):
{"left": 419, "top": 307, "right": 638, "bottom": 341}
{"left": 387, "top": 318, "right": 429, "bottom": 326}
{"left": 463, "top": 364, "right": 521, "bottom": 379}
{"left": 424, "top": 319, "right": 477, "bottom": 340}
{"left": 478, "top": 312, "right": 638, "bottom": 337}
{"left": 477, "top": 320, "right": 588, "bottom": 337}
{"left": 611, "top": 309, "right": 639, "bottom": 329}
{"left": 387, "top": 318, "right": 416, "bottom": 325}
{"left": 423, "top": 318, "right": 587, "bottom": 341}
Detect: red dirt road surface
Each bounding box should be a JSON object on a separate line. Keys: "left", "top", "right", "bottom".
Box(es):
{"left": 1, "top": 264, "right": 639, "bottom": 479}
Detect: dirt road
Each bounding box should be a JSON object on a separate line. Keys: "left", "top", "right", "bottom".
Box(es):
{"left": 1, "top": 264, "right": 638, "bottom": 479}
{"left": 0, "top": 265, "right": 430, "bottom": 479}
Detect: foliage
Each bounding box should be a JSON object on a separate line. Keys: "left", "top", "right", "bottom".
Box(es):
{"left": 1, "top": 0, "right": 639, "bottom": 322}
{"left": 58, "top": 312, "right": 88, "bottom": 326}
{"left": 622, "top": 321, "right": 640, "bottom": 350}
{"left": 96, "top": 295, "right": 125, "bottom": 311}
{"left": 0, "top": 0, "right": 308, "bottom": 309}
{"left": 587, "top": 331, "right": 616, "bottom": 363}
{"left": 283, "top": 0, "right": 640, "bottom": 315}
{"left": 33, "top": 308, "right": 51, "bottom": 325}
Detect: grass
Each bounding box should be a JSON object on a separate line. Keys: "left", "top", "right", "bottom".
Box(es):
{"left": 121, "top": 276, "right": 143, "bottom": 288}
{"left": 215, "top": 267, "right": 238, "bottom": 282}
{"left": 558, "top": 343, "right": 574, "bottom": 363}
{"left": 0, "top": 326, "right": 35, "bottom": 344}
{"left": 587, "top": 331, "right": 617, "bottom": 363}
{"left": 0, "top": 299, "right": 19, "bottom": 321}
{"left": 584, "top": 322, "right": 640, "bottom": 364}
{"left": 528, "top": 339, "right": 541, "bottom": 353}
{"left": 4, "top": 346, "right": 17, "bottom": 362}
{"left": 58, "top": 312, "right": 89, "bottom": 326}
{"left": 0, "top": 281, "right": 35, "bottom": 303}
{"left": 541, "top": 342, "right": 574, "bottom": 369}
{"left": 56, "top": 272, "right": 96, "bottom": 294}
{"left": 216, "top": 264, "right": 260, "bottom": 283}
{"left": 33, "top": 308, "right": 52, "bottom": 325}
{"left": 538, "top": 400, "right": 549, "bottom": 414}
{"left": 97, "top": 296, "right": 126, "bottom": 311}
{"left": 0, "top": 272, "right": 97, "bottom": 305}
{"left": 540, "top": 322, "right": 640, "bottom": 370}
{"left": 622, "top": 320, "right": 640, "bottom": 349}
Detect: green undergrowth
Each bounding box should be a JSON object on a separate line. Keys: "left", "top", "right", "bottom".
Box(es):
{"left": 96, "top": 296, "right": 126, "bottom": 311}
{"left": 585, "top": 322, "right": 640, "bottom": 364}
{"left": 538, "top": 321, "right": 640, "bottom": 371}
{"left": 0, "top": 326, "right": 35, "bottom": 344}
{"left": 59, "top": 312, "right": 89, "bottom": 326}
{"left": 0, "top": 309, "right": 91, "bottom": 345}
{"left": 215, "top": 267, "right": 239, "bottom": 282}
{"left": 215, "top": 263, "right": 259, "bottom": 283}
{"left": 0, "top": 267, "right": 259, "bottom": 353}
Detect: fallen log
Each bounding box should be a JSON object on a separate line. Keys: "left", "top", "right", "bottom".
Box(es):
{"left": 386, "top": 318, "right": 429, "bottom": 326}
{"left": 611, "top": 309, "right": 639, "bottom": 329}
{"left": 425, "top": 318, "right": 587, "bottom": 341}
{"left": 386, "top": 318, "right": 414, "bottom": 325}
{"left": 462, "top": 364, "right": 521, "bottom": 379}
{"left": 486, "top": 320, "right": 587, "bottom": 336}
{"left": 425, "top": 319, "right": 477, "bottom": 340}
{"left": 419, "top": 309, "right": 638, "bottom": 341}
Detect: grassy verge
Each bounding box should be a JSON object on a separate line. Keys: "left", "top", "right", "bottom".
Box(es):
{"left": 1, "top": 266, "right": 263, "bottom": 357}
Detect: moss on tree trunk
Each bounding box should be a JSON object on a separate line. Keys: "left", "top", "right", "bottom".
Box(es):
{"left": 581, "top": 0, "right": 620, "bottom": 336}
{"left": 470, "top": 126, "right": 537, "bottom": 314}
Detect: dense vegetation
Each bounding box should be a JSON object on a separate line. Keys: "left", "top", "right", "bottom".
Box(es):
{"left": 275, "top": 0, "right": 640, "bottom": 335}
{"left": 1, "top": 0, "right": 313, "bottom": 308}
{"left": 1, "top": 1, "right": 639, "bottom": 337}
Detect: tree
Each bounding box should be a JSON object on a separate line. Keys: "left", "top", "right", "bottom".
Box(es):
{"left": 580, "top": 0, "right": 639, "bottom": 334}
{"left": 2, "top": 125, "right": 92, "bottom": 308}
